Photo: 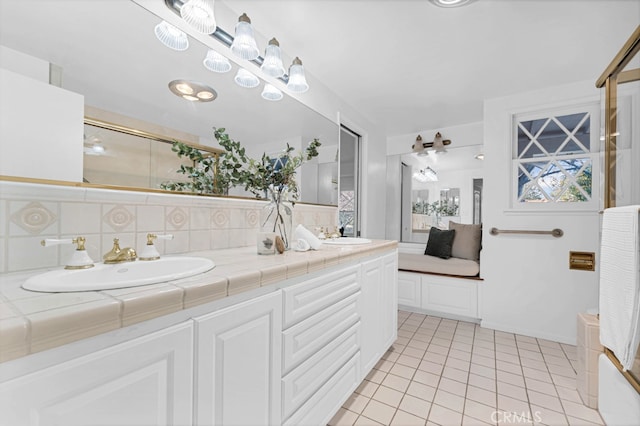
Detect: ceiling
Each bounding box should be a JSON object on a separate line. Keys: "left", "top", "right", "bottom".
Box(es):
{"left": 1, "top": 0, "right": 638, "bottom": 143}
{"left": 219, "top": 0, "right": 640, "bottom": 135}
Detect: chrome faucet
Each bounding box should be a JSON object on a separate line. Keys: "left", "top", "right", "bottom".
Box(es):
{"left": 103, "top": 238, "right": 137, "bottom": 264}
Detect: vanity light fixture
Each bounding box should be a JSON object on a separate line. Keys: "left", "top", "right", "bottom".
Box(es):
{"left": 234, "top": 68, "right": 260, "bottom": 88}
{"left": 261, "top": 83, "right": 283, "bottom": 101}
{"left": 154, "top": 21, "right": 189, "bottom": 51}
{"left": 180, "top": 0, "right": 217, "bottom": 34}
{"left": 260, "top": 38, "right": 286, "bottom": 78}
{"left": 412, "top": 132, "right": 451, "bottom": 154}
{"left": 164, "top": 0, "right": 311, "bottom": 94}
{"left": 203, "top": 49, "right": 231, "bottom": 73}
{"left": 230, "top": 13, "right": 259, "bottom": 60}
{"left": 286, "top": 57, "right": 309, "bottom": 93}
{"left": 428, "top": 0, "right": 476, "bottom": 8}
{"left": 168, "top": 79, "right": 217, "bottom": 102}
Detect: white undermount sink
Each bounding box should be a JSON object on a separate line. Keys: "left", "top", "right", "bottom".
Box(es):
{"left": 22, "top": 256, "right": 216, "bottom": 292}
{"left": 322, "top": 237, "right": 372, "bottom": 245}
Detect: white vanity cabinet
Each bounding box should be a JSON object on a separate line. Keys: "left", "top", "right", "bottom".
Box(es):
{"left": 194, "top": 290, "right": 282, "bottom": 426}
{"left": 0, "top": 322, "right": 194, "bottom": 426}
{"left": 0, "top": 247, "right": 399, "bottom": 426}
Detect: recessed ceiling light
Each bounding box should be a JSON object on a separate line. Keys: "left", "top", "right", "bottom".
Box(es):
{"left": 168, "top": 80, "right": 217, "bottom": 102}
{"left": 429, "top": 0, "right": 475, "bottom": 8}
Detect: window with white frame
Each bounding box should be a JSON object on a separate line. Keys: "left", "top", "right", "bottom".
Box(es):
{"left": 513, "top": 105, "right": 599, "bottom": 208}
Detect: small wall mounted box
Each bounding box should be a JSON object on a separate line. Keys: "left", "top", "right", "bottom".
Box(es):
{"left": 569, "top": 251, "right": 595, "bottom": 271}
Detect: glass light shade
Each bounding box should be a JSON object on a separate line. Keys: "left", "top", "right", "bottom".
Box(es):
{"left": 260, "top": 38, "right": 285, "bottom": 78}
{"left": 261, "top": 84, "right": 283, "bottom": 101}
{"left": 433, "top": 132, "right": 447, "bottom": 154}
{"left": 286, "top": 57, "right": 309, "bottom": 93}
{"left": 234, "top": 68, "right": 259, "bottom": 88}
{"left": 230, "top": 14, "right": 259, "bottom": 60}
{"left": 203, "top": 49, "right": 231, "bottom": 73}
{"left": 154, "top": 21, "right": 189, "bottom": 51}
{"left": 180, "top": 0, "right": 217, "bottom": 34}
{"left": 412, "top": 135, "right": 427, "bottom": 156}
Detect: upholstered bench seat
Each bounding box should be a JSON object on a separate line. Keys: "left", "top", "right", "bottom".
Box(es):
{"left": 398, "top": 253, "right": 480, "bottom": 278}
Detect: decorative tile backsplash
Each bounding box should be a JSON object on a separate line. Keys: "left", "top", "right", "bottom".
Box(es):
{"left": 0, "top": 181, "right": 338, "bottom": 273}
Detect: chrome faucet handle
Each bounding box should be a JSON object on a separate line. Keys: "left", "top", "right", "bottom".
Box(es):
{"left": 41, "top": 236, "right": 94, "bottom": 269}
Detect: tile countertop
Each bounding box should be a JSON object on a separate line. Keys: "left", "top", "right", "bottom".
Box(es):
{"left": 0, "top": 240, "right": 397, "bottom": 364}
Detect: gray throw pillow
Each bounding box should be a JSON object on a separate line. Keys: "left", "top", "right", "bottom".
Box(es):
{"left": 424, "top": 228, "right": 456, "bottom": 259}
{"left": 449, "top": 221, "right": 482, "bottom": 261}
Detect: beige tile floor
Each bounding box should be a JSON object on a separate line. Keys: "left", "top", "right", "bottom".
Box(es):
{"left": 329, "top": 311, "right": 604, "bottom": 426}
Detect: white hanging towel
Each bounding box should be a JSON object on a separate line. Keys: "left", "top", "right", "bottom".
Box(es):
{"left": 599, "top": 205, "right": 640, "bottom": 371}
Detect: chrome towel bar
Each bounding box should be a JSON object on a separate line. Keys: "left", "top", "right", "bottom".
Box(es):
{"left": 489, "top": 227, "right": 564, "bottom": 238}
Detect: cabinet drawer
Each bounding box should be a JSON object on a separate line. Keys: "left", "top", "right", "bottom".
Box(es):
{"left": 282, "top": 322, "right": 359, "bottom": 420}
{"left": 282, "top": 291, "right": 360, "bottom": 374}
{"left": 282, "top": 264, "right": 359, "bottom": 328}
{"left": 283, "top": 352, "right": 361, "bottom": 426}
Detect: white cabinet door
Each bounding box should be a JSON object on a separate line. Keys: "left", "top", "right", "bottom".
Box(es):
{"left": 360, "top": 253, "right": 399, "bottom": 378}
{"left": 360, "top": 257, "right": 383, "bottom": 376}
{"left": 195, "top": 290, "right": 282, "bottom": 426}
{"left": 398, "top": 271, "right": 422, "bottom": 308}
{"left": 382, "top": 251, "right": 399, "bottom": 349}
{"left": 0, "top": 322, "right": 194, "bottom": 426}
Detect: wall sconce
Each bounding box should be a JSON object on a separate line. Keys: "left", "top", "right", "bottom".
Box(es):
{"left": 412, "top": 132, "right": 451, "bottom": 155}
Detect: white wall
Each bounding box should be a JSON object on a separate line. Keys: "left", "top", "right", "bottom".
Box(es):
{"left": 0, "top": 45, "right": 49, "bottom": 83}
{"left": 481, "top": 80, "right": 602, "bottom": 344}
{"left": 0, "top": 69, "right": 84, "bottom": 182}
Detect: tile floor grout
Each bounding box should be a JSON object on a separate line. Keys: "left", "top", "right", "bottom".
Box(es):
{"left": 328, "top": 310, "right": 604, "bottom": 426}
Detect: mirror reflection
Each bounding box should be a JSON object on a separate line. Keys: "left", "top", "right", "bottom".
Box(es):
{"left": 401, "top": 145, "right": 484, "bottom": 243}
{"left": 0, "top": 0, "right": 338, "bottom": 205}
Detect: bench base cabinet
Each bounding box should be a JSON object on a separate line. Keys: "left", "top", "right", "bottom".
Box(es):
{"left": 0, "top": 249, "right": 398, "bottom": 426}
{"left": 398, "top": 271, "right": 479, "bottom": 320}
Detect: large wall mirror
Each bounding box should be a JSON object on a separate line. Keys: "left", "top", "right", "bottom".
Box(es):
{"left": 398, "top": 145, "right": 484, "bottom": 243}
{"left": 0, "top": 0, "right": 339, "bottom": 205}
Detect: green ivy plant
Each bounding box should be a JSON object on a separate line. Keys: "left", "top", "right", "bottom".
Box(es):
{"left": 161, "top": 127, "right": 321, "bottom": 201}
